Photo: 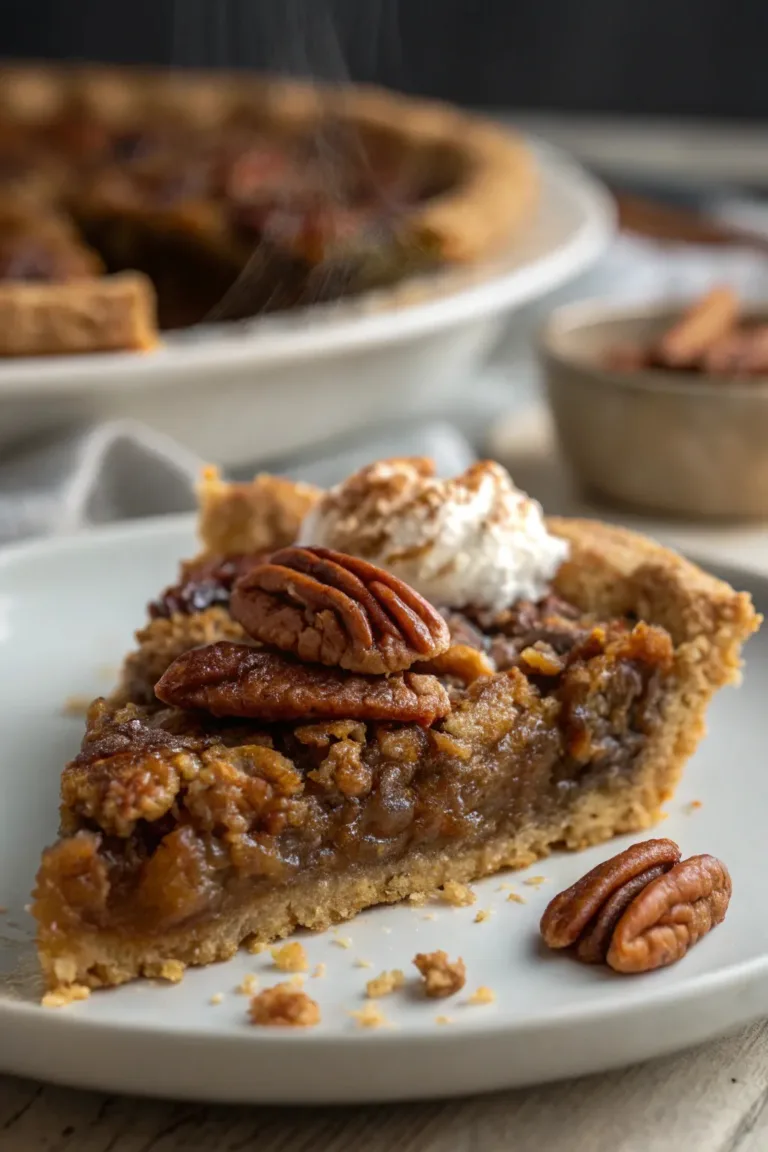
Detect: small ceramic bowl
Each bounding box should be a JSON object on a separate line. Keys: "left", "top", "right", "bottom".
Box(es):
{"left": 540, "top": 299, "right": 768, "bottom": 520}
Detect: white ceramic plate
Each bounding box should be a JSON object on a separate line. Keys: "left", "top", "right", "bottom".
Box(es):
{"left": 0, "top": 145, "right": 613, "bottom": 465}
{"left": 2, "top": 517, "right": 765, "bottom": 1104}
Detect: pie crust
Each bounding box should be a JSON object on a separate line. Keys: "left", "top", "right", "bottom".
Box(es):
{"left": 32, "top": 478, "right": 758, "bottom": 992}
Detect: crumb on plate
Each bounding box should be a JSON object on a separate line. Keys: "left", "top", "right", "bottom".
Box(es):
{"left": 312, "top": 963, "right": 327, "bottom": 979}
{"left": 523, "top": 876, "right": 548, "bottom": 887}
{"left": 436, "top": 1015, "right": 454, "bottom": 1025}
{"left": 236, "top": 973, "right": 260, "bottom": 995}
{"left": 439, "top": 880, "right": 476, "bottom": 907}
{"left": 506, "top": 892, "right": 526, "bottom": 904}
{"left": 249, "top": 984, "right": 320, "bottom": 1027}
{"left": 413, "top": 950, "right": 466, "bottom": 998}
{"left": 366, "top": 969, "right": 406, "bottom": 998}
{"left": 685, "top": 800, "right": 703, "bottom": 814}
{"left": 209, "top": 992, "right": 224, "bottom": 1005}
{"left": 331, "top": 936, "right": 353, "bottom": 949}
{"left": 246, "top": 940, "right": 267, "bottom": 955}
{"left": 42, "top": 984, "right": 91, "bottom": 1008}
{"left": 473, "top": 909, "right": 494, "bottom": 923}
{"left": 350, "top": 1002, "right": 389, "bottom": 1029}
{"left": 271, "top": 942, "right": 308, "bottom": 973}
{"left": 468, "top": 986, "right": 496, "bottom": 1006}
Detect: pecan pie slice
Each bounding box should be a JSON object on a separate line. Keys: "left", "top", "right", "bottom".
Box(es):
{"left": 33, "top": 471, "right": 759, "bottom": 993}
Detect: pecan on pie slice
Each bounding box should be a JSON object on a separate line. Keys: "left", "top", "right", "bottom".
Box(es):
{"left": 0, "top": 65, "right": 536, "bottom": 353}
{"left": 33, "top": 465, "right": 758, "bottom": 993}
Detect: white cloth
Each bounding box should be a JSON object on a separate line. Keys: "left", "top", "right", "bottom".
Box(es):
{"left": 0, "top": 418, "right": 476, "bottom": 546}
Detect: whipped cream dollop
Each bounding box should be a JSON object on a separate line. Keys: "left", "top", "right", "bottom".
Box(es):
{"left": 297, "top": 457, "right": 569, "bottom": 612}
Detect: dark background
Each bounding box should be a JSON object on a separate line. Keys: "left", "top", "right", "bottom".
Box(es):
{"left": 4, "top": 0, "right": 768, "bottom": 119}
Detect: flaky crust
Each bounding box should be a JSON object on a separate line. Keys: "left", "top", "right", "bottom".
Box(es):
{"left": 0, "top": 272, "right": 157, "bottom": 356}
{"left": 197, "top": 467, "right": 321, "bottom": 557}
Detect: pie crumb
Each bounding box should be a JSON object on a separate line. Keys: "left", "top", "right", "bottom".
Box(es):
{"left": 236, "top": 973, "right": 260, "bottom": 995}
{"left": 366, "top": 969, "right": 406, "bottom": 998}
{"left": 473, "top": 909, "right": 494, "bottom": 923}
{"left": 271, "top": 942, "right": 309, "bottom": 973}
{"left": 355, "top": 958, "right": 374, "bottom": 969}
{"left": 312, "top": 963, "right": 327, "bottom": 979}
{"left": 209, "top": 992, "right": 224, "bottom": 1005}
{"left": 413, "top": 950, "right": 466, "bottom": 998}
{"left": 158, "top": 960, "right": 185, "bottom": 983}
{"left": 288, "top": 974, "right": 305, "bottom": 987}
{"left": 350, "top": 1002, "right": 388, "bottom": 1029}
{"left": 468, "top": 986, "right": 496, "bottom": 1005}
{"left": 246, "top": 940, "right": 267, "bottom": 955}
{"left": 439, "top": 880, "right": 476, "bottom": 907}
{"left": 331, "top": 936, "right": 353, "bottom": 949}
{"left": 42, "top": 984, "right": 90, "bottom": 1008}
{"left": 249, "top": 984, "right": 320, "bottom": 1027}
{"left": 506, "top": 892, "right": 526, "bottom": 904}
{"left": 436, "top": 1015, "right": 454, "bottom": 1025}
{"left": 685, "top": 800, "right": 703, "bottom": 814}
{"left": 422, "top": 912, "right": 437, "bottom": 921}
{"left": 523, "top": 876, "right": 548, "bottom": 887}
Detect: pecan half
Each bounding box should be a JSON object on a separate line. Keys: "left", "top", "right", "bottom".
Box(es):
{"left": 607, "top": 854, "right": 732, "bottom": 974}
{"left": 154, "top": 641, "right": 450, "bottom": 725}
{"left": 230, "top": 546, "right": 450, "bottom": 674}
{"left": 540, "top": 839, "right": 682, "bottom": 950}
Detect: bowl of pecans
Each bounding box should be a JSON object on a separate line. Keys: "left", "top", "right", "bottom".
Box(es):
{"left": 540, "top": 287, "right": 768, "bottom": 519}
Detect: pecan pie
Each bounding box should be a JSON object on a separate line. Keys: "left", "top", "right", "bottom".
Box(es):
{"left": 0, "top": 65, "right": 536, "bottom": 355}
{"left": 33, "top": 461, "right": 758, "bottom": 992}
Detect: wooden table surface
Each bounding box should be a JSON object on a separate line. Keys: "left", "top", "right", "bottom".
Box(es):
{"left": 2, "top": 1021, "right": 768, "bottom": 1151}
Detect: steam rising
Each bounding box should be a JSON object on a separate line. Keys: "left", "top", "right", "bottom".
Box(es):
{"left": 169, "top": 0, "right": 411, "bottom": 323}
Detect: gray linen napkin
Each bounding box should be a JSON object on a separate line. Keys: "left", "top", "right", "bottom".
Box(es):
{"left": 0, "top": 419, "right": 477, "bottom": 547}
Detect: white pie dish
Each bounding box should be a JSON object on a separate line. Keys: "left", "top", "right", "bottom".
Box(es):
{"left": 0, "top": 144, "right": 612, "bottom": 467}
{"left": 0, "top": 516, "right": 766, "bottom": 1103}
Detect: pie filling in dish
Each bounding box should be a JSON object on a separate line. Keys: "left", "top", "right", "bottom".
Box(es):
{"left": 0, "top": 65, "right": 536, "bottom": 355}
{"left": 33, "top": 459, "right": 759, "bottom": 991}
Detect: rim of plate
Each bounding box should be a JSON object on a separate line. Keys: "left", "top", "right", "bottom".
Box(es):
{"left": 0, "top": 141, "right": 614, "bottom": 396}
{"left": 1, "top": 515, "right": 767, "bottom": 1048}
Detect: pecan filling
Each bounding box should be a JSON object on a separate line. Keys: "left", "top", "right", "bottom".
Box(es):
{"left": 35, "top": 547, "right": 675, "bottom": 943}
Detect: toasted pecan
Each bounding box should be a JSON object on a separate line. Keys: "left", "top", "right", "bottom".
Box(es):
{"left": 154, "top": 641, "right": 451, "bottom": 725}
{"left": 607, "top": 854, "right": 731, "bottom": 973}
{"left": 540, "top": 839, "right": 682, "bottom": 949}
{"left": 231, "top": 546, "right": 450, "bottom": 674}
